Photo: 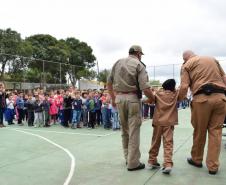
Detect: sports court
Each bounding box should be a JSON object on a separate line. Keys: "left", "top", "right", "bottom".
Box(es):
{"left": 0, "top": 109, "right": 226, "bottom": 185}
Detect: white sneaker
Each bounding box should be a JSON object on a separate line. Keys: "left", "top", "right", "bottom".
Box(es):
{"left": 147, "top": 162, "right": 161, "bottom": 169}
{"left": 162, "top": 167, "right": 172, "bottom": 174}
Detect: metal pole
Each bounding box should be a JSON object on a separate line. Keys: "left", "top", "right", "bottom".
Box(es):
{"left": 41, "top": 61, "right": 45, "bottom": 87}
{"left": 72, "top": 65, "right": 75, "bottom": 87}
{"left": 42, "top": 60, "right": 45, "bottom": 91}
{"left": 96, "top": 60, "right": 100, "bottom": 90}
{"left": 78, "top": 79, "right": 80, "bottom": 90}
{"left": 23, "top": 69, "right": 25, "bottom": 93}
{"left": 173, "top": 64, "right": 175, "bottom": 79}
{"left": 60, "top": 63, "right": 62, "bottom": 88}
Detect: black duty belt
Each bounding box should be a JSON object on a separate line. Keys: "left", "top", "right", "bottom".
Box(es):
{"left": 194, "top": 88, "right": 225, "bottom": 96}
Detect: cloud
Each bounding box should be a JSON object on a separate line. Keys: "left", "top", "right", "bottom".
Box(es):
{"left": 95, "top": 36, "right": 127, "bottom": 54}
{"left": 195, "top": 0, "right": 226, "bottom": 20}
{"left": 1, "top": 0, "right": 226, "bottom": 71}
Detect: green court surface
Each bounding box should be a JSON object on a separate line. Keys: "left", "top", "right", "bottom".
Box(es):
{"left": 0, "top": 109, "right": 226, "bottom": 185}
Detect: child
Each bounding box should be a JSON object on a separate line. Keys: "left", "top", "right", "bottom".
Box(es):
{"left": 49, "top": 93, "right": 58, "bottom": 125}
{"left": 26, "top": 94, "right": 35, "bottom": 127}
{"left": 81, "top": 92, "right": 88, "bottom": 127}
{"left": 23, "top": 94, "right": 28, "bottom": 122}
{"left": 86, "top": 91, "right": 96, "bottom": 129}
{"left": 55, "top": 90, "right": 64, "bottom": 124}
{"left": 147, "top": 79, "right": 181, "bottom": 175}
{"left": 43, "top": 93, "right": 50, "bottom": 127}
{"left": 5, "top": 94, "right": 15, "bottom": 125}
{"left": 101, "top": 92, "right": 111, "bottom": 129}
{"left": 111, "top": 105, "right": 120, "bottom": 131}
{"left": 34, "top": 96, "right": 44, "bottom": 127}
{"left": 95, "top": 92, "right": 102, "bottom": 126}
{"left": 16, "top": 92, "right": 24, "bottom": 125}
{"left": 63, "top": 90, "right": 73, "bottom": 127}
{"left": 71, "top": 93, "right": 83, "bottom": 129}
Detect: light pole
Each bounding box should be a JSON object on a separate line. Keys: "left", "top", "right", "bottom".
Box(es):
{"left": 96, "top": 60, "right": 100, "bottom": 90}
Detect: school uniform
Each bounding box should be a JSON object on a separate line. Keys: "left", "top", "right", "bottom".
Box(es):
{"left": 86, "top": 98, "right": 96, "bottom": 129}
{"left": 81, "top": 97, "right": 88, "bottom": 127}
{"left": 72, "top": 98, "right": 82, "bottom": 128}
{"left": 63, "top": 96, "right": 73, "bottom": 127}
{"left": 101, "top": 96, "right": 111, "bottom": 129}
{"left": 5, "top": 98, "right": 15, "bottom": 125}
{"left": 43, "top": 100, "right": 50, "bottom": 127}
{"left": 95, "top": 96, "right": 102, "bottom": 126}
{"left": 16, "top": 97, "right": 24, "bottom": 125}
{"left": 111, "top": 105, "right": 120, "bottom": 130}
{"left": 27, "top": 99, "right": 35, "bottom": 126}
{"left": 34, "top": 101, "right": 44, "bottom": 127}
{"left": 23, "top": 98, "right": 28, "bottom": 122}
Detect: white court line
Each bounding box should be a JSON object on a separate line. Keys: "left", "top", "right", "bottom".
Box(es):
{"left": 7, "top": 127, "right": 109, "bottom": 137}
{"left": 103, "top": 132, "right": 117, "bottom": 136}
{"left": 12, "top": 129, "right": 75, "bottom": 185}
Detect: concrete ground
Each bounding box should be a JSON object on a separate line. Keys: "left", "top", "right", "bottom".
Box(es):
{"left": 0, "top": 109, "right": 226, "bottom": 185}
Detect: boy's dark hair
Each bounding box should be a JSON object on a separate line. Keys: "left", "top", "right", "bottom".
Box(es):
{"left": 44, "top": 93, "right": 49, "bottom": 96}
{"left": 162, "top": 79, "right": 176, "bottom": 91}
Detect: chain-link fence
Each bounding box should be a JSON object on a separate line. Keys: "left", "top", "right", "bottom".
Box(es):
{"left": 146, "top": 64, "right": 182, "bottom": 85}
{"left": 146, "top": 60, "right": 226, "bottom": 85}
{"left": 0, "top": 53, "right": 103, "bottom": 90}
{"left": 1, "top": 53, "right": 226, "bottom": 90}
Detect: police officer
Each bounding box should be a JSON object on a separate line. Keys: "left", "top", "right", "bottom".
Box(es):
{"left": 107, "top": 45, "right": 154, "bottom": 171}
{"left": 179, "top": 50, "right": 226, "bottom": 175}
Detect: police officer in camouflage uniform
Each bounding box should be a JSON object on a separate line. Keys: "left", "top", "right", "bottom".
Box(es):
{"left": 107, "top": 45, "right": 154, "bottom": 171}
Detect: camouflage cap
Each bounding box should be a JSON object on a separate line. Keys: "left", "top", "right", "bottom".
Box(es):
{"left": 129, "top": 45, "right": 144, "bottom": 55}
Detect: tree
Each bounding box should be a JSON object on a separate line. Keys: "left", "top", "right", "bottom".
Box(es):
{"left": 25, "top": 34, "right": 70, "bottom": 84}
{"left": 0, "top": 28, "right": 22, "bottom": 80}
{"left": 150, "top": 80, "right": 161, "bottom": 86}
{"left": 97, "top": 69, "right": 111, "bottom": 87}
{"left": 78, "top": 69, "right": 97, "bottom": 81}
{"left": 64, "top": 38, "right": 96, "bottom": 86}
{"left": 0, "top": 28, "right": 97, "bottom": 85}
{"left": 7, "top": 40, "right": 33, "bottom": 82}
{"left": 25, "top": 68, "right": 51, "bottom": 83}
{"left": 26, "top": 35, "right": 96, "bottom": 86}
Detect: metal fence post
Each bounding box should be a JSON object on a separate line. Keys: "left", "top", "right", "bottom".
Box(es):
{"left": 173, "top": 64, "right": 175, "bottom": 79}
{"left": 23, "top": 68, "right": 25, "bottom": 93}
{"left": 60, "top": 63, "right": 62, "bottom": 88}
{"left": 42, "top": 60, "right": 46, "bottom": 91}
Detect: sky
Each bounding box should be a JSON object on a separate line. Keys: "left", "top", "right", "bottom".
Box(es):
{"left": 1, "top": 0, "right": 226, "bottom": 75}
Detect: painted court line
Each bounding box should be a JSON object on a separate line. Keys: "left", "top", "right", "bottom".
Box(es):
{"left": 12, "top": 129, "right": 75, "bottom": 185}
{"left": 143, "top": 134, "right": 193, "bottom": 185}
{"left": 103, "top": 132, "right": 117, "bottom": 136}
{"left": 7, "top": 127, "right": 111, "bottom": 137}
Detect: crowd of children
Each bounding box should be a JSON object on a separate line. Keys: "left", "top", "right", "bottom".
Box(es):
{"left": 2, "top": 87, "right": 120, "bottom": 130}
{"left": 1, "top": 84, "right": 191, "bottom": 131}
{"left": 1, "top": 81, "right": 212, "bottom": 175}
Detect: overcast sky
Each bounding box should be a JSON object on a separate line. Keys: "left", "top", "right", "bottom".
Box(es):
{"left": 1, "top": 0, "right": 226, "bottom": 73}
